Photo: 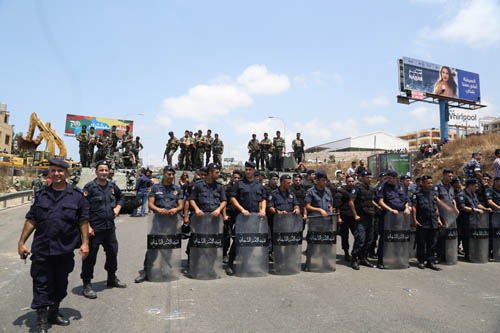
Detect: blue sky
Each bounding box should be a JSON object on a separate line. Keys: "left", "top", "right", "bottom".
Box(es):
{"left": 0, "top": 0, "right": 498, "bottom": 166}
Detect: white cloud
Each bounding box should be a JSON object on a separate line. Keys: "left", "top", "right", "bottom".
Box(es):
{"left": 409, "top": 106, "right": 439, "bottom": 126}
{"left": 363, "top": 115, "right": 388, "bottom": 126}
{"left": 420, "top": 0, "right": 500, "bottom": 48}
{"left": 360, "top": 95, "right": 390, "bottom": 108}
{"left": 237, "top": 65, "right": 290, "bottom": 95}
{"left": 293, "top": 71, "right": 343, "bottom": 88}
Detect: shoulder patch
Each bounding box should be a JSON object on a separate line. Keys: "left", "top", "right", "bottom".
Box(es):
{"left": 83, "top": 191, "right": 88, "bottom": 197}
{"left": 173, "top": 190, "right": 178, "bottom": 196}
{"left": 352, "top": 189, "right": 356, "bottom": 194}
{"left": 289, "top": 194, "right": 293, "bottom": 199}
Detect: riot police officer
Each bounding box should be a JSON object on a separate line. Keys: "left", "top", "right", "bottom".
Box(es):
{"left": 268, "top": 174, "right": 300, "bottom": 215}
{"left": 290, "top": 173, "right": 307, "bottom": 223}
{"left": 487, "top": 176, "right": 500, "bottom": 260}
{"left": 434, "top": 169, "right": 458, "bottom": 261}
{"left": 334, "top": 175, "right": 356, "bottom": 261}
{"left": 369, "top": 172, "right": 387, "bottom": 259}
{"left": 349, "top": 170, "right": 377, "bottom": 270}
{"left": 18, "top": 158, "right": 90, "bottom": 332}
{"left": 135, "top": 166, "right": 183, "bottom": 283}
{"left": 222, "top": 170, "right": 242, "bottom": 262}
{"left": 412, "top": 175, "right": 442, "bottom": 270}
{"left": 305, "top": 170, "right": 334, "bottom": 217}
{"left": 81, "top": 160, "right": 126, "bottom": 299}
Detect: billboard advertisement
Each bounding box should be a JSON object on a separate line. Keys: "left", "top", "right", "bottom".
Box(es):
{"left": 448, "top": 109, "right": 479, "bottom": 127}
{"left": 400, "top": 57, "right": 480, "bottom": 103}
{"left": 64, "top": 114, "right": 133, "bottom": 136}
{"left": 379, "top": 154, "right": 411, "bottom": 177}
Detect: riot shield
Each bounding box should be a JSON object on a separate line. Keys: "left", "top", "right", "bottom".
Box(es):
{"left": 146, "top": 214, "right": 182, "bottom": 282}
{"left": 189, "top": 213, "right": 223, "bottom": 280}
{"left": 272, "top": 213, "right": 303, "bottom": 275}
{"left": 305, "top": 215, "right": 337, "bottom": 273}
{"left": 408, "top": 226, "right": 416, "bottom": 259}
{"left": 492, "top": 211, "right": 500, "bottom": 262}
{"left": 468, "top": 211, "right": 489, "bottom": 263}
{"left": 234, "top": 213, "right": 270, "bottom": 277}
{"left": 438, "top": 201, "right": 459, "bottom": 265}
{"left": 382, "top": 213, "right": 410, "bottom": 269}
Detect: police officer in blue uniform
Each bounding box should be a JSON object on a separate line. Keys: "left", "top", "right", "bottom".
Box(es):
{"left": 486, "top": 177, "right": 500, "bottom": 260}
{"left": 268, "top": 174, "right": 300, "bottom": 215}
{"left": 222, "top": 170, "right": 243, "bottom": 262}
{"left": 18, "top": 158, "right": 90, "bottom": 333}
{"left": 349, "top": 170, "right": 377, "bottom": 270}
{"left": 135, "top": 165, "right": 184, "bottom": 283}
{"left": 369, "top": 172, "right": 387, "bottom": 259}
{"left": 334, "top": 175, "right": 356, "bottom": 261}
{"left": 226, "top": 161, "right": 266, "bottom": 275}
{"left": 412, "top": 175, "right": 443, "bottom": 270}
{"left": 434, "top": 169, "right": 458, "bottom": 261}
{"left": 377, "top": 170, "right": 411, "bottom": 269}
{"left": 81, "top": 160, "right": 126, "bottom": 299}
{"left": 305, "top": 170, "right": 335, "bottom": 217}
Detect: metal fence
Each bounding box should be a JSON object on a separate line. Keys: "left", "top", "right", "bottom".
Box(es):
{"left": 0, "top": 190, "right": 32, "bottom": 209}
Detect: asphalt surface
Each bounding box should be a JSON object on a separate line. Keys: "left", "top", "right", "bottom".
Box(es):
{"left": 1, "top": 204, "right": 500, "bottom": 332}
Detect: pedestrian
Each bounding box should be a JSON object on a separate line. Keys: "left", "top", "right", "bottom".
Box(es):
{"left": 248, "top": 134, "right": 261, "bottom": 170}
{"left": 292, "top": 133, "right": 305, "bottom": 164}
{"left": 76, "top": 125, "right": 90, "bottom": 167}
{"left": 18, "top": 158, "right": 89, "bottom": 332}
{"left": 272, "top": 131, "right": 285, "bottom": 171}
{"left": 463, "top": 152, "right": 482, "bottom": 180}
{"left": 81, "top": 160, "right": 126, "bottom": 299}
{"left": 259, "top": 132, "right": 272, "bottom": 170}
{"left": 212, "top": 133, "right": 224, "bottom": 166}
{"left": 494, "top": 149, "right": 500, "bottom": 179}
{"left": 132, "top": 169, "right": 152, "bottom": 217}
{"left": 347, "top": 161, "right": 356, "bottom": 177}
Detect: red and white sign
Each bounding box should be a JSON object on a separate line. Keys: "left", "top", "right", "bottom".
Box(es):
{"left": 411, "top": 90, "right": 425, "bottom": 100}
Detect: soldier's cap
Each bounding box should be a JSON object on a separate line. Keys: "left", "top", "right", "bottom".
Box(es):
{"left": 199, "top": 166, "right": 208, "bottom": 173}
{"left": 400, "top": 174, "right": 410, "bottom": 180}
{"left": 207, "top": 163, "right": 221, "bottom": 171}
{"left": 315, "top": 170, "right": 328, "bottom": 179}
{"left": 494, "top": 176, "right": 500, "bottom": 181}
{"left": 95, "top": 160, "right": 110, "bottom": 168}
{"left": 280, "top": 174, "right": 291, "bottom": 181}
{"left": 245, "top": 161, "right": 256, "bottom": 169}
{"left": 360, "top": 170, "right": 373, "bottom": 177}
{"left": 386, "top": 170, "right": 398, "bottom": 177}
{"left": 163, "top": 165, "right": 175, "bottom": 173}
{"left": 136, "top": 136, "right": 140, "bottom": 140}
{"left": 233, "top": 169, "right": 243, "bottom": 177}
{"left": 292, "top": 173, "right": 302, "bottom": 179}
{"left": 169, "top": 131, "right": 173, "bottom": 135}
{"left": 483, "top": 173, "right": 492, "bottom": 179}
{"left": 269, "top": 172, "right": 279, "bottom": 179}
{"left": 465, "top": 178, "right": 478, "bottom": 186}
{"left": 306, "top": 169, "right": 315, "bottom": 175}
{"left": 252, "top": 133, "right": 256, "bottom": 137}
{"left": 495, "top": 148, "right": 500, "bottom": 155}
{"left": 48, "top": 158, "right": 70, "bottom": 169}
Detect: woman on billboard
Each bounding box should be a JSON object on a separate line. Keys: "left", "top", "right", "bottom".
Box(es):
{"left": 433, "top": 66, "right": 457, "bottom": 98}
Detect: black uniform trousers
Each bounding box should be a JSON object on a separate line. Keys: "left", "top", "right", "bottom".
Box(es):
{"left": 339, "top": 214, "right": 355, "bottom": 252}
{"left": 223, "top": 217, "right": 235, "bottom": 257}
{"left": 416, "top": 226, "right": 438, "bottom": 263}
{"left": 351, "top": 214, "right": 374, "bottom": 259}
{"left": 31, "top": 253, "right": 75, "bottom": 309}
{"left": 81, "top": 228, "right": 118, "bottom": 282}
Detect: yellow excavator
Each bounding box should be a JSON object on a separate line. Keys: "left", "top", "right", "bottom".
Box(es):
{"left": 17, "top": 112, "right": 75, "bottom": 168}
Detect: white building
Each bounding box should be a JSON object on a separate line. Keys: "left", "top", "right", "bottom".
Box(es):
{"left": 306, "top": 131, "right": 409, "bottom": 153}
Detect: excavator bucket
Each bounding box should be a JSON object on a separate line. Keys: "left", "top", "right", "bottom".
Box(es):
{"left": 17, "top": 136, "right": 41, "bottom": 150}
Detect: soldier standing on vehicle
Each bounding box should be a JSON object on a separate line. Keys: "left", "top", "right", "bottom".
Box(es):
{"left": 121, "top": 126, "right": 133, "bottom": 150}
{"left": 178, "top": 130, "right": 193, "bottom": 170}
{"left": 120, "top": 146, "right": 136, "bottom": 168}
{"left": 88, "top": 126, "right": 98, "bottom": 166}
{"left": 164, "top": 131, "right": 178, "bottom": 166}
{"left": 248, "top": 134, "right": 261, "bottom": 170}
{"left": 110, "top": 125, "right": 120, "bottom": 150}
{"left": 292, "top": 133, "right": 305, "bottom": 164}
{"left": 273, "top": 131, "right": 285, "bottom": 171}
{"left": 131, "top": 136, "right": 143, "bottom": 161}
{"left": 260, "top": 132, "right": 272, "bottom": 170}
{"left": 212, "top": 133, "right": 224, "bottom": 166}
{"left": 193, "top": 130, "right": 205, "bottom": 169}
{"left": 204, "top": 129, "right": 214, "bottom": 166}
{"left": 77, "top": 125, "right": 90, "bottom": 167}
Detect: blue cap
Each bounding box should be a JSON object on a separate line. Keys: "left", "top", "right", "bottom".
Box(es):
{"left": 465, "top": 178, "right": 478, "bottom": 186}
{"left": 400, "top": 174, "right": 410, "bottom": 180}
{"left": 254, "top": 170, "right": 262, "bottom": 177}
{"left": 306, "top": 170, "right": 315, "bottom": 175}
{"left": 95, "top": 160, "right": 110, "bottom": 169}
{"left": 280, "top": 174, "right": 291, "bottom": 181}
{"left": 269, "top": 172, "right": 279, "bottom": 179}
{"left": 360, "top": 170, "right": 372, "bottom": 177}
{"left": 163, "top": 165, "right": 175, "bottom": 173}
{"left": 245, "top": 161, "right": 256, "bottom": 169}
{"left": 207, "top": 163, "right": 221, "bottom": 171}
{"left": 386, "top": 170, "right": 398, "bottom": 177}
{"left": 315, "top": 170, "right": 328, "bottom": 179}
{"left": 199, "top": 166, "right": 208, "bottom": 173}
{"left": 233, "top": 169, "right": 243, "bottom": 177}
{"left": 48, "top": 158, "right": 70, "bottom": 169}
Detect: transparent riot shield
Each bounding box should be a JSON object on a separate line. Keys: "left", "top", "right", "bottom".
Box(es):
{"left": 146, "top": 214, "right": 182, "bottom": 282}
{"left": 469, "top": 211, "right": 489, "bottom": 263}
{"left": 383, "top": 213, "right": 410, "bottom": 269}
{"left": 438, "top": 200, "right": 459, "bottom": 265}
{"left": 408, "top": 226, "right": 417, "bottom": 259}
{"left": 305, "top": 215, "right": 337, "bottom": 273}
{"left": 492, "top": 211, "right": 500, "bottom": 262}
{"left": 189, "top": 213, "right": 223, "bottom": 280}
{"left": 272, "top": 214, "right": 303, "bottom": 275}
{"left": 234, "top": 213, "right": 270, "bottom": 277}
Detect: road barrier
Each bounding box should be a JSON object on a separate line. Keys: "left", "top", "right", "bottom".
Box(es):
{"left": 0, "top": 190, "right": 32, "bottom": 209}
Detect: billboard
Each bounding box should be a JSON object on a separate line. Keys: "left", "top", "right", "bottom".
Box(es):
{"left": 448, "top": 109, "right": 479, "bottom": 127}
{"left": 64, "top": 114, "right": 133, "bottom": 137}
{"left": 400, "top": 57, "right": 480, "bottom": 103}
{"left": 367, "top": 153, "right": 412, "bottom": 178}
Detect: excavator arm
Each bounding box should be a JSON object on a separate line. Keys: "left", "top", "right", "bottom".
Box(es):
{"left": 17, "top": 112, "right": 61, "bottom": 158}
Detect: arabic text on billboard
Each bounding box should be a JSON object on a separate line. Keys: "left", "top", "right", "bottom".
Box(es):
{"left": 401, "top": 57, "right": 480, "bottom": 103}
{"left": 65, "top": 114, "right": 133, "bottom": 137}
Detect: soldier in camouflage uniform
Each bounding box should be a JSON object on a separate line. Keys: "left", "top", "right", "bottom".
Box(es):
{"left": 204, "top": 129, "right": 214, "bottom": 166}
{"left": 189, "top": 131, "right": 196, "bottom": 169}
{"left": 194, "top": 130, "right": 206, "bottom": 169}
{"left": 110, "top": 125, "right": 120, "bottom": 150}
{"left": 96, "top": 130, "right": 112, "bottom": 162}
{"left": 179, "top": 130, "right": 193, "bottom": 170}
{"left": 292, "top": 132, "right": 305, "bottom": 164}
{"left": 259, "top": 132, "right": 272, "bottom": 170}
{"left": 32, "top": 170, "right": 49, "bottom": 193}
{"left": 76, "top": 125, "right": 90, "bottom": 167}
{"left": 88, "top": 126, "right": 98, "bottom": 167}
{"left": 164, "top": 131, "right": 178, "bottom": 166}
{"left": 272, "top": 130, "right": 285, "bottom": 171}
{"left": 121, "top": 126, "right": 133, "bottom": 150}
{"left": 131, "top": 136, "right": 143, "bottom": 161}
{"left": 212, "top": 133, "right": 224, "bottom": 166}
{"left": 248, "top": 134, "right": 261, "bottom": 170}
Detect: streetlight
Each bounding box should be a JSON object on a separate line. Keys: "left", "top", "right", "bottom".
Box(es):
{"left": 268, "top": 116, "right": 286, "bottom": 153}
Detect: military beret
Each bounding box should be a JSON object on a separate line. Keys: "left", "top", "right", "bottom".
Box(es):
{"left": 360, "top": 170, "right": 373, "bottom": 177}
{"left": 95, "top": 160, "right": 110, "bottom": 169}
{"left": 306, "top": 170, "right": 315, "bottom": 175}
{"left": 465, "top": 178, "right": 478, "bottom": 186}
{"left": 233, "top": 170, "right": 243, "bottom": 177}
{"left": 280, "top": 174, "right": 291, "bottom": 181}
{"left": 315, "top": 170, "right": 328, "bottom": 179}
{"left": 163, "top": 165, "right": 175, "bottom": 173}
{"left": 199, "top": 166, "right": 208, "bottom": 173}
{"left": 48, "top": 158, "right": 70, "bottom": 169}
{"left": 207, "top": 163, "right": 221, "bottom": 171}
{"left": 269, "top": 172, "right": 279, "bottom": 179}
{"left": 386, "top": 170, "right": 398, "bottom": 177}
{"left": 245, "top": 161, "right": 256, "bottom": 169}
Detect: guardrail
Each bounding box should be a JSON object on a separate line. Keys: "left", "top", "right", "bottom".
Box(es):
{"left": 0, "top": 190, "right": 32, "bottom": 209}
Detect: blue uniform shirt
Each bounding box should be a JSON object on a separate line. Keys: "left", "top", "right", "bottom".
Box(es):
{"left": 191, "top": 180, "right": 226, "bottom": 212}
{"left": 149, "top": 182, "right": 183, "bottom": 210}
{"left": 305, "top": 186, "right": 333, "bottom": 216}
{"left": 485, "top": 187, "right": 500, "bottom": 207}
{"left": 378, "top": 182, "right": 407, "bottom": 211}
{"left": 411, "top": 190, "right": 439, "bottom": 229}
{"left": 83, "top": 180, "right": 124, "bottom": 231}
{"left": 135, "top": 175, "right": 152, "bottom": 192}
{"left": 434, "top": 181, "right": 454, "bottom": 204}
{"left": 456, "top": 190, "right": 480, "bottom": 224}
{"left": 230, "top": 177, "right": 265, "bottom": 213}
{"left": 26, "top": 184, "right": 89, "bottom": 256}
{"left": 268, "top": 188, "right": 299, "bottom": 212}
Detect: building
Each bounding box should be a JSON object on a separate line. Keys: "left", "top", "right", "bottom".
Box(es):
{"left": 398, "top": 128, "right": 456, "bottom": 151}
{"left": 0, "top": 102, "right": 14, "bottom": 154}
{"left": 483, "top": 117, "right": 500, "bottom": 134}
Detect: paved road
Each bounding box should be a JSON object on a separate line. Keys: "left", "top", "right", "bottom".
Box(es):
{"left": 1, "top": 204, "right": 500, "bottom": 332}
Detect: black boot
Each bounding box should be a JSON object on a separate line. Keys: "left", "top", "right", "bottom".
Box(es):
{"left": 82, "top": 282, "right": 97, "bottom": 299}
{"left": 107, "top": 275, "right": 127, "bottom": 288}
{"left": 36, "top": 307, "right": 49, "bottom": 333}
{"left": 359, "top": 256, "right": 375, "bottom": 268}
{"left": 344, "top": 250, "right": 351, "bottom": 262}
{"left": 134, "top": 270, "right": 147, "bottom": 283}
{"left": 48, "top": 302, "right": 70, "bottom": 326}
{"left": 351, "top": 258, "right": 360, "bottom": 270}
